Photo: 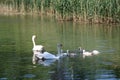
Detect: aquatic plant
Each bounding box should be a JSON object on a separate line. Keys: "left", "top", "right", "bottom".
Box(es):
{"left": 0, "top": 0, "right": 120, "bottom": 23}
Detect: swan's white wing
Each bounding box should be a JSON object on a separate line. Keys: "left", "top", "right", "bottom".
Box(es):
{"left": 43, "top": 52, "right": 58, "bottom": 59}
{"left": 34, "top": 52, "right": 59, "bottom": 60}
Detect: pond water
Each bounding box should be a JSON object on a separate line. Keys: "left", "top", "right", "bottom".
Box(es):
{"left": 0, "top": 15, "right": 120, "bottom": 80}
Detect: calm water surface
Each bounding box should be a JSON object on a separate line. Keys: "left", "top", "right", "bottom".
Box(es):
{"left": 0, "top": 15, "right": 120, "bottom": 80}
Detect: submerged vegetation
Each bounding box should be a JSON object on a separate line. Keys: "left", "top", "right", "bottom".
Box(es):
{"left": 0, "top": 0, "right": 120, "bottom": 23}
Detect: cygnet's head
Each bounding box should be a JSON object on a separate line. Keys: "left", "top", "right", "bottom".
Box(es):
{"left": 79, "top": 47, "right": 84, "bottom": 53}
{"left": 78, "top": 47, "right": 82, "bottom": 50}
{"left": 57, "top": 43, "right": 63, "bottom": 48}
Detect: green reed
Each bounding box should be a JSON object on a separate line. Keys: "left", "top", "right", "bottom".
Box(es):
{"left": 0, "top": 0, "right": 120, "bottom": 23}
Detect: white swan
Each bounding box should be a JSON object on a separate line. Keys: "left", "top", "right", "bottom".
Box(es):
{"left": 32, "top": 43, "right": 63, "bottom": 64}
{"left": 82, "top": 50, "right": 93, "bottom": 58}
{"left": 41, "top": 44, "right": 64, "bottom": 59}
{"left": 92, "top": 50, "right": 100, "bottom": 55}
{"left": 82, "top": 49, "right": 100, "bottom": 58}
{"left": 32, "top": 51, "right": 60, "bottom": 64}
{"left": 36, "top": 43, "right": 67, "bottom": 60}
{"left": 32, "top": 35, "right": 44, "bottom": 53}
{"left": 35, "top": 52, "right": 59, "bottom": 60}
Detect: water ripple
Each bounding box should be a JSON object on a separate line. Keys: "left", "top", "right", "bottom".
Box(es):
{"left": 0, "top": 78, "right": 8, "bottom": 80}
{"left": 23, "top": 74, "right": 36, "bottom": 78}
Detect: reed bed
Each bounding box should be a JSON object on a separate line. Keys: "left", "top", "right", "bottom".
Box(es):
{"left": 0, "top": 0, "right": 120, "bottom": 23}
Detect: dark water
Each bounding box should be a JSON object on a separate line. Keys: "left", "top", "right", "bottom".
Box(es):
{"left": 0, "top": 15, "right": 120, "bottom": 80}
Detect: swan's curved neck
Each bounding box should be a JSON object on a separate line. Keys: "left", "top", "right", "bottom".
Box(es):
{"left": 32, "top": 36, "right": 36, "bottom": 47}
{"left": 57, "top": 46, "right": 61, "bottom": 55}
{"left": 57, "top": 44, "right": 62, "bottom": 55}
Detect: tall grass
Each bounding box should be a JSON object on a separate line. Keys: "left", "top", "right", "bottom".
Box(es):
{"left": 0, "top": 0, "right": 120, "bottom": 23}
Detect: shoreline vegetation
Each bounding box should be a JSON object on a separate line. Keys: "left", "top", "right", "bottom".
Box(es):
{"left": 0, "top": 0, "right": 120, "bottom": 23}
